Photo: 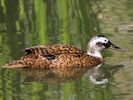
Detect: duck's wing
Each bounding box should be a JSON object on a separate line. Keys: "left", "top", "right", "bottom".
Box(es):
{"left": 4, "top": 44, "right": 85, "bottom": 69}
{"left": 25, "top": 44, "right": 83, "bottom": 56}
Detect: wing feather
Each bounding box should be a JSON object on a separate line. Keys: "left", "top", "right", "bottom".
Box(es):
{"left": 25, "top": 44, "right": 83, "bottom": 56}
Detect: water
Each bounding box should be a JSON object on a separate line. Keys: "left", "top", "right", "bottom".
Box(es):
{"left": 0, "top": 0, "right": 133, "bottom": 100}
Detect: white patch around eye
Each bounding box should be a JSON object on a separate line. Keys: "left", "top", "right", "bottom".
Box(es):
{"left": 88, "top": 36, "right": 109, "bottom": 48}
{"left": 98, "top": 37, "right": 108, "bottom": 44}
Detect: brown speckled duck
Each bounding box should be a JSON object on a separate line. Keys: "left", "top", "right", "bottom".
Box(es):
{"left": 4, "top": 35, "right": 120, "bottom": 69}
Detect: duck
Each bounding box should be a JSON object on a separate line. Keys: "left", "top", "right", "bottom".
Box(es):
{"left": 4, "top": 35, "right": 121, "bottom": 69}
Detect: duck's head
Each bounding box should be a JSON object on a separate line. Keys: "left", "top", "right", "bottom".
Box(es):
{"left": 87, "top": 35, "right": 121, "bottom": 58}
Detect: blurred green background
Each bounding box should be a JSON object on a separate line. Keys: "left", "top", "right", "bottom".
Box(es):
{"left": 0, "top": 0, "right": 133, "bottom": 100}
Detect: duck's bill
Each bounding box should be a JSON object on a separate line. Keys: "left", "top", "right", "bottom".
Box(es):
{"left": 110, "top": 43, "right": 121, "bottom": 50}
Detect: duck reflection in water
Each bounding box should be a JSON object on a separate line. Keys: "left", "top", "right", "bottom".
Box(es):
{"left": 16, "top": 64, "right": 124, "bottom": 84}
{"left": 89, "top": 64, "right": 124, "bottom": 84}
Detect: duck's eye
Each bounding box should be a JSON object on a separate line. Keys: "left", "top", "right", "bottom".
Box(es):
{"left": 104, "top": 39, "right": 108, "bottom": 42}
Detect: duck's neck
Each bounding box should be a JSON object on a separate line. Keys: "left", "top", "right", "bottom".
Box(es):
{"left": 87, "top": 47, "right": 102, "bottom": 59}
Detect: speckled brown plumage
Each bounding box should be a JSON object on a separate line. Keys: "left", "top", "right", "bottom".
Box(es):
{"left": 25, "top": 44, "right": 83, "bottom": 55}
{"left": 4, "top": 44, "right": 102, "bottom": 69}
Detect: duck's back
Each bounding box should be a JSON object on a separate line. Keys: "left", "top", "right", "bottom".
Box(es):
{"left": 25, "top": 44, "right": 83, "bottom": 56}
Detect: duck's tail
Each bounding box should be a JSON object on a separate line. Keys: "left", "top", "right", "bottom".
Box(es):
{"left": 3, "top": 59, "right": 26, "bottom": 68}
